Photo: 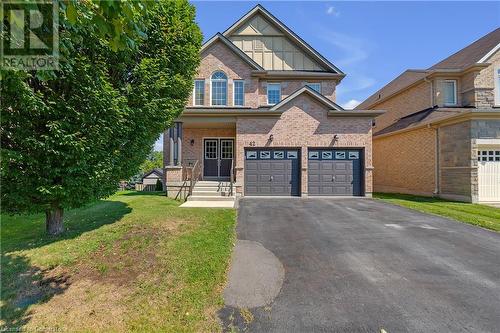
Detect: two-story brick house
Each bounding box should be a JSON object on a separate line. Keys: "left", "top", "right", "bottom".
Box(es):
{"left": 358, "top": 28, "right": 500, "bottom": 203}
{"left": 163, "top": 5, "right": 383, "bottom": 204}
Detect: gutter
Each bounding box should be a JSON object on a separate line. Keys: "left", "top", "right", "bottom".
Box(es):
{"left": 327, "top": 110, "right": 385, "bottom": 117}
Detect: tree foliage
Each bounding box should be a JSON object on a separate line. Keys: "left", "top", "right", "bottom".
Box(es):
{"left": 1, "top": 0, "right": 202, "bottom": 234}
{"left": 140, "top": 151, "right": 163, "bottom": 175}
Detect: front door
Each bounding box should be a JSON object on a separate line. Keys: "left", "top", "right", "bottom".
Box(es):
{"left": 204, "top": 138, "right": 234, "bottom": 179}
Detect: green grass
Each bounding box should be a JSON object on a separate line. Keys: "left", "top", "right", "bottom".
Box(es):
{"left": 374, "top": 193, "right": 500, "bottom": 232}
{"left": 1, "top": 192, "right": 236, "bottom": 332}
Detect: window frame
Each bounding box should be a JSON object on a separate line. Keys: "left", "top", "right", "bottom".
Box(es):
{"left": 193, "top": 79, "right": 205, "bottom": 106}
{"left": 267, "top": 82, "right": 282, "bottom": 105}
{"left": 233, "top": 80, "right": 245, "bottom": 106}
{"left": 443, "top": 79, "right": 457, "bottom": 106}
{"left": 306, "top": 82, "right": 321, "bottom": 93}
{"left": 210, "top": 71, "right": 228, "bottom": 106}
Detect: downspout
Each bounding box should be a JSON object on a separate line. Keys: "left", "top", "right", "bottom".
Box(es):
{"left": 434, "top": 126, "right": 440, "bottom": 196}
{"left": 425, "top": 77, "right": 439, "bottom": 196}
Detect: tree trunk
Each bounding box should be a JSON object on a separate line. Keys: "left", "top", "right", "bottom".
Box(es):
{"left": 46, "top": 205, "right": 64, "bottom": 235}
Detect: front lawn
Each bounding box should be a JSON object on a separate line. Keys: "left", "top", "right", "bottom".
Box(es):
{"left": 374, "top": 193, "right": 500, "bottom": 232}
{"left": 1, "top": 192, "right": 236, "bottom": 332}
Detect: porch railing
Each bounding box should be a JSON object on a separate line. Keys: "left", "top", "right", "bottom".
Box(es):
{"left": 188, "top": 160, "right": 201, "bottom": 198}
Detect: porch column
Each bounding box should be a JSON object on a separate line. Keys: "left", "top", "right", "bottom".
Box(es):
{"left": 169, "top": 127, "right": 175, "bottom": 166}
{"left": 176, "top": 122, "right": 182, "bottom": 166}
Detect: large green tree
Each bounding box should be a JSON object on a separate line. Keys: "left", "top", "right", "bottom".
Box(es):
{"left": 1, "top": 0, "right": 202, "bottom": 235}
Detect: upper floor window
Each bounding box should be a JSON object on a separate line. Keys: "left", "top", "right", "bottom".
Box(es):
{"left": 267, "top": 83, "right": 281, "bottom": 105}
{"left": 194, "top": 80, "right": 205, "bottom": 106}
{"left": 443, "top": 80, "right": 457, "bottom": 106}
{"left": 306, "top": 82, "right": 321, "bottom": 93}
{"left": 211, "top": 71, "right": 227, "bottom": 106}
{"left": 234, "top": 80, "right": 245, "bottom": 106}
{"left": 495, "top": 67, "right": 500, "bottom": 106}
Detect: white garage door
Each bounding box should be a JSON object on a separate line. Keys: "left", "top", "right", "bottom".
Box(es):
{"left": 478, "top": 149, "right": 500, "bottom": 202}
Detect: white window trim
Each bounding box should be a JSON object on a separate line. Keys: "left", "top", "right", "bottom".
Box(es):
{"left": 210, "top": 71, "right": 228, "bottom": 106}
{"left": 306, "top": 82, "right": 321, "bottom": 93}
{"left": 443, "top": 79, "right": 457, "bottom": 106}
{"left": 267, "top": 82, "right": 281, "bottom": 105}
{"left": 193, "top": 79, "right": 205, "bottom": 106}
{"left": 494, "top": 65, "right": 500, "bottom": 106}
{"left": 233, "top": 80, "right": 245, "bottom": 107}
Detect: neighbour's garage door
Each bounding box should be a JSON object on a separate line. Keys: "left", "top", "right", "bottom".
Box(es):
{"left": 308, "top": 149, "right": 363, "bottom": 196}
{"left": 478, "top": 149, "right": 500, "bottom": 202}
{"left": 245, "top": 149, "right": 300, "bottom": 196}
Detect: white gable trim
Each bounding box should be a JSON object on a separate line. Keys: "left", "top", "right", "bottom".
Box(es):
{"left": 478, "top": 42, "right": 500, "bottom": 63}
{"left": 269, "top": 86, "right": 344, "bottom": 111}
{"left": 223, "top": 5, "right": 344, "bottom": 75}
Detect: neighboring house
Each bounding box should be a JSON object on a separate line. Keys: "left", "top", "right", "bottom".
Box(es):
{"left": 163, "top": 5, "right": 382, "bottom": 200}
{"left": 142, "top": 168, "right": 164, "bottom": 186}
{"left": 357, "top": 28, "right": 500, "bottom": 203}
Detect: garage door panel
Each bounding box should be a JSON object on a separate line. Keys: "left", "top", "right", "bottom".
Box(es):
{"left": 246, "top": 174, "right": 258, "bottom": 182}
{"left": 246, "top": 162, "right": 258, "bottom": 170}
{"left": 321, "top": 163, "right": 334, "bottom": 170}
{"left": 308, "top": 149, "right": 362, "bottom": 196}
{"left": 245, "top": 149, "right": 300, "bottom": 196}
{"left": 309, "top": 162, "right": 320, "bottom": 171}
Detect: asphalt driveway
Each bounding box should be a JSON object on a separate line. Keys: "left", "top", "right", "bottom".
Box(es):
{"left": 220, "top": 198, "right": 500, "bottom": 332}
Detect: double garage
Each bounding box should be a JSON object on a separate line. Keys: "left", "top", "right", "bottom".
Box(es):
{"left": 244, "top": 148, "right": 364, "bottom": 197}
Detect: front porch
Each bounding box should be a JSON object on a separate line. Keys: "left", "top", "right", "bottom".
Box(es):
{"left": 163, "top": 119, "right": 238, "bottom": 204}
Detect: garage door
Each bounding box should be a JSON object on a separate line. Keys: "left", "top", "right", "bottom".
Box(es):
{"left": 478, "top": 149, "right": 500, "bottom": 202}
{"left": 308, "top": 149, "right": 362, "bottom": 196}
{"left": 245, "top": 149, "right": 300, "bottom": 196}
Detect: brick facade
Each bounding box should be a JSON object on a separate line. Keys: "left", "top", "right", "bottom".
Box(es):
{"left": 236, "top": 95, "right": 373, "bottom": 196}
{"left": 187, "top": 40, "right": 339, "bottom": 109}
{"left": 373, "top": 128, "right": 436, "bottom": 196}
{"left": 373, "top": 81, "right": 432, "bottom": 131}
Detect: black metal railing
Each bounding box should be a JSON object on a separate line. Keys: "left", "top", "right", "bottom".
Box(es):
{"left": 188, "top": 160, "right": 201, "bottom": 198}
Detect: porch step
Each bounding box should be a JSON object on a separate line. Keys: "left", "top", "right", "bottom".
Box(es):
{"left": 192, "top": 191, "right": 224, "bottom": 196}
{"left": 187, "top": 196, "right": 235, "bottom": 202}
{"left": 195, "top": 181, "right": 232, "bottom": 187}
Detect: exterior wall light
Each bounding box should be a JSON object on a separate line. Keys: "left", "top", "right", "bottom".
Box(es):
{"left": 269, "top": 134, "right": 274, "bottom": 142}
{"left": 190, "top": 139, "right": 195, "bottom": 146}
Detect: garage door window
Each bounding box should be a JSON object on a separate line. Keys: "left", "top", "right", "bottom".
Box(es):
{"left": 321, "top": 151, "right": 333, "bottom": 159}
{"left": 274, "top": 151, "right": 285, "bottom": 159}
{"left": 287, "top": 151, "right": 298, "bottom": 159}
{"left": 260, "top": 151, "right": 271, "bottom": 159}
{"left": 349, "top": 151, "right": 359, "bottom": 159}
{"left": 309, "top": 151, "right": 319, "bottom": 159}
{"left": 335, "top": 151, "right": 346, "bottom": 159}
{"left": 479, "top": 150, "right": 500, "bottom": 162}
{"left": 246, "top": 151, "right": 257, "bottom": 159}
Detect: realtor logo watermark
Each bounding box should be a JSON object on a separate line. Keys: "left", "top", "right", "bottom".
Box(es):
{"left": 1, "top": 0, "right": 59, "bottom": 70}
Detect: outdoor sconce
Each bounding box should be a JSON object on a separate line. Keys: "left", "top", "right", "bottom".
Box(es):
{"left": 333, "top": 134, "right": 339, "bottom": 141}
{"left": 190, "top": 139, "right": 195, "bottom": 146}
{"left": 269, "top": 134, "right": 274, "bottom": 142}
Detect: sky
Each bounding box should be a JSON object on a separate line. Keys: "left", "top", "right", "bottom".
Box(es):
{"left": 154, "top": 1, "right": 499, "bottom": 150}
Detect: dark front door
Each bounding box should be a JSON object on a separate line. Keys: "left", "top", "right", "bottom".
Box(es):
{"left": 244, "top": 149, "right": 300, "bottom": 196}
{"left": 204, "top": 139, "right": 234, "bottom": 179}
{"left": 308, "top": 149, "right": 363, "bottom": 196}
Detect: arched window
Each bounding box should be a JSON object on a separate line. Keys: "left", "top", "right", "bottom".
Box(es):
{"left": 211, "top": 71, "right": 227, "bottom": 106}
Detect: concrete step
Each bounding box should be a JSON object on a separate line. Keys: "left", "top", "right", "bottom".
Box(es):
{"left": 192, "top": 191, "right": 222, "bottom": 196}
{"left": 196, "top": 181, "right": 232, "bottom": 187}
{"left": 188, "top": 196, "right": 235, "bottom": 202}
